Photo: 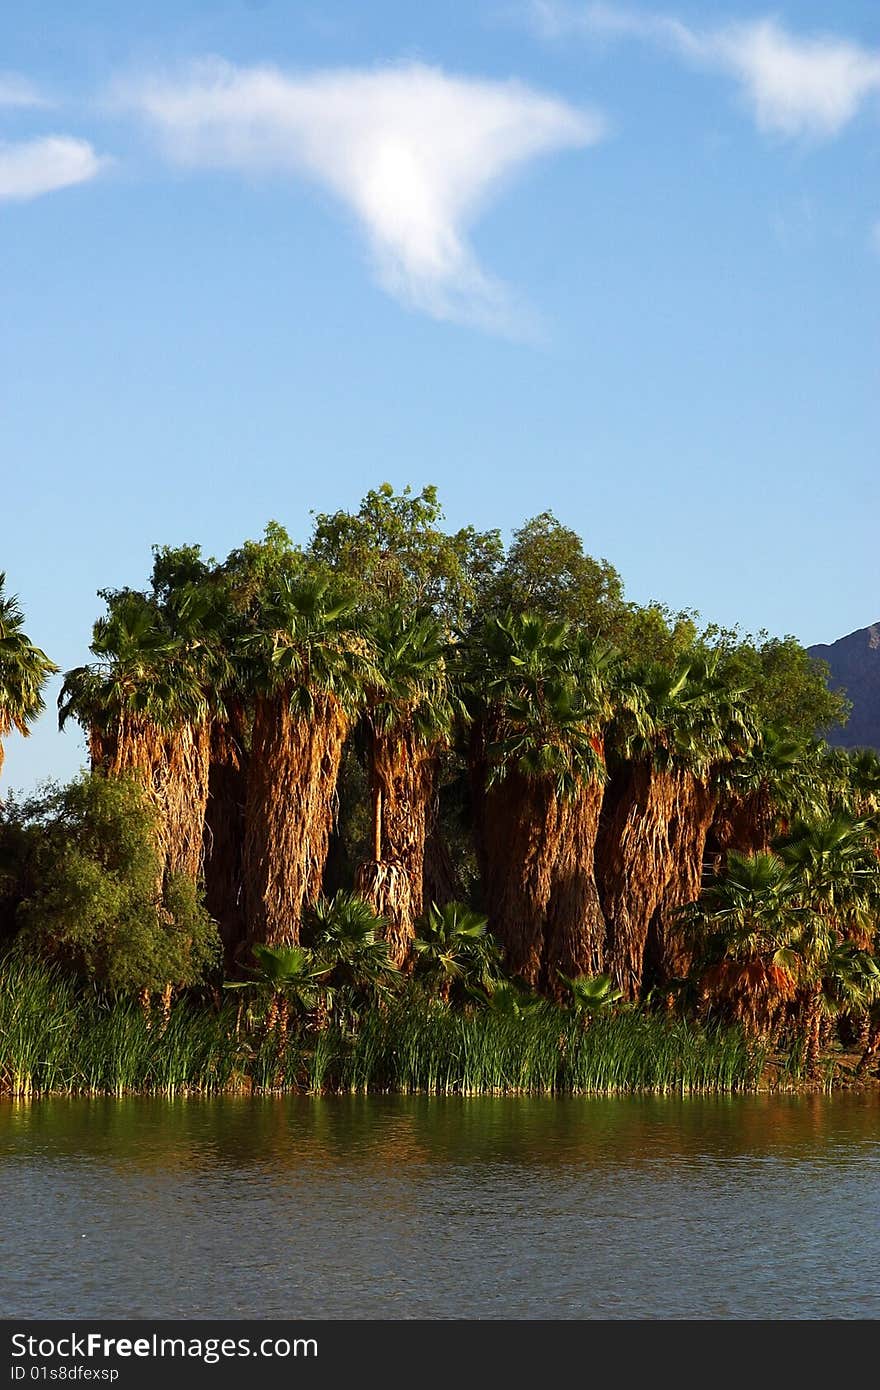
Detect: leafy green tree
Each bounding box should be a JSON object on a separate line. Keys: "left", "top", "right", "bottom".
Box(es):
{"left": 309, "top": 483, "right": 502, "bottom": 625}
{"left": 484, "top": 511, "right": 626, "bottom": 635}
{"left": 715, "top": 632, "right": 847, "bottom": 740}
{"left": 4, "top": 773, "right": 218, "bottom": 994}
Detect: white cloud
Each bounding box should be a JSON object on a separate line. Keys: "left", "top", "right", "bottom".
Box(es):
{"left": 0, "top": 136, "right": 106, "bottom": 201}
{"left": 527, "top": 4, "right": 880, "bottom": 138}
{"left": 113, "top": 60, "right": 603, "bottom": 332}
{"left": 0, "top": 72, "right": 48, "bottom": 108}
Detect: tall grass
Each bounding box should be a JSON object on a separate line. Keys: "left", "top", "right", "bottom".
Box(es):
{"left": 0, "top": 955, "right": 765, "bottom": 1098}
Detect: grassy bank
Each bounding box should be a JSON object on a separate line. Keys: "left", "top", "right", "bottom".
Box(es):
{"left": 0, "top": 955, "right": 766, "bottom": 1098}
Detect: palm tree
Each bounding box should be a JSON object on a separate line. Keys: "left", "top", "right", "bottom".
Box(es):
{"left": 305, "top": 891, "right": 398, "bottom": 1021}
{"left": 412, "top": 901, "right": 501, "bottom": 1002}
{"left": 469, "top": 613, "right": 615, "bottom": 990}
{"left": 778, "top": 813, "right": 880, "bottom": 945}
{"left": 354, "top": 605, "right": 459, "bottom": 964}
{"left": 710, "top": 724, "right": 815, "bottom": 861}
{"left": 815, "top": 940, "right": 880, "bottom": 1041}
{"left": 0, "top": 574, "right": 56, "bottom": 790}
{"left": 558, "top": 971, "right": 623, "bottom": 1018}
{"left": 777, "top": 813, "right": 880, "bottom": 1076}
{"left": 597, "top": 654, "right": 754, "bottom": 1001}
{"left": 839, "top": 748, "right": 880, "bottom": 819}
{"left": 685, "top": 851, "right": 801, "bottom": 1038}
{"left": 59, "top": 590, "right": 214, "bottom": 883}
{"left": 480, "top": 978, "right": 544, "bottom": 1019}
{"left": 240, "top": 574, "right": 372, "bottom": 946}
{"left": 225, "top": 942, "right": 330, "bottom": 1055}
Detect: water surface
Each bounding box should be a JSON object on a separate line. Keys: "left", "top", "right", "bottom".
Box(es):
{"left": 2, "top": 1094, "right": 879, "bottom": 1319}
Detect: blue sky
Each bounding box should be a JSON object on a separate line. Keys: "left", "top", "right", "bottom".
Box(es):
{"left": 2, "top": 1, "right": 878, "bottom": 790}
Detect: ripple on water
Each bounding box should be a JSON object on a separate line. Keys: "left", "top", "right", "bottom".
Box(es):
{"left": 2, "top": 1093, "right": 879, "bottom": 1318}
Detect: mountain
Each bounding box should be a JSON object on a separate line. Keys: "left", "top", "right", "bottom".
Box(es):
{"left": 808, "top": 623, "right": 880, "bottom": 750}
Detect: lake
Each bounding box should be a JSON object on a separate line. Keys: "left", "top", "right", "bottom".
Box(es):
{"left": 2, "top": 1094, "right": 879, "bottom": 1319}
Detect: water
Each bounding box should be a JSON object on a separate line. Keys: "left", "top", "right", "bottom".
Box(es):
{"left": 2, "top": 1094, "right": 879, "bottom": 1319}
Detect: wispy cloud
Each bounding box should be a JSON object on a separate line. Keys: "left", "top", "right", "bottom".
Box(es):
{"left": 112, "top": 60, "right": 603, "bottom": 333}
{"left": 0, "top": 72, "right": 49, "bottom": 108}
{"left": 0, "top": 136, "right": 107, "bottom": 201}
{"left": 527, "top": 4, "right": 880, "bottom": 138}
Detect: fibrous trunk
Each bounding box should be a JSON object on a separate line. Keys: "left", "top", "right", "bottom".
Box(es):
{"left": 544, "top": 780, "right": 607, "bottom": 990}
{"left": 709, "top": 785, "right": 776, "bottom": 863}
{"left": 93, "top": 716, "right": 211, "bottom": 883}
{"left": 244, "top": 691, "right": 349, "bottom": 946}
{"left": 802, "top": 987, "right": 823, "bottom": 1081}
{"left": 356, "top": 729, "right": 435, "bottom": 964}
{"left": 646, "top": 772, "right": 717, "bottom": 987}
{"left": 423, "top": 814, "right": 463, "bottom": 910}
{"left": 482, "top": 770, "right": 606, "bottom": 991}
{"left": 370, "top": 730, "right": 435, "bottom": 919}
{"left": 204, "top": 713, "right": 249, "bottom": 965}
{"left": 354, "top": 859, "right": 413, "bottom": 967}
{"left": 597, "top": 763, "right": 715, "bottom": 1001}
{"left": 596, "top": 761, "right": 674, "bottom": 1001}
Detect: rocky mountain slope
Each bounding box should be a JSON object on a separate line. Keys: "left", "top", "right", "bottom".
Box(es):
{"left": 809, "top": 623, "right": 880, "bottom": 749}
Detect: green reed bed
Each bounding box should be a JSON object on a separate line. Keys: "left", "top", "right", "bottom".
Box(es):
{"left": 315, "top": 1001, "right": 764, "bottom": 1096}
{"left": 0, "top": 956, "right": 765, "bottom": 1098}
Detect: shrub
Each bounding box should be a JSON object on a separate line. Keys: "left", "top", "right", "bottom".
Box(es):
{"left": 0, "top": 773, "right": 219, "bottom": 992}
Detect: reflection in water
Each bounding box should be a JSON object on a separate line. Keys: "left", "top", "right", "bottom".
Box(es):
{"left": 2, "top": 1095, "right": 879, "bottom": 1318}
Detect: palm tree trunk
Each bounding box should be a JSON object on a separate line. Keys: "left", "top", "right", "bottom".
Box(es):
{"left": 481, "top": 770, "right": 606, "bottom": 991}
{"left": 596, "top": 761, "right": 675, "bottom": 1001}
{"left": 244, "top": 690, "right": 349, "bottom": 945}
{"left": 370, "top": 731, "right": 435, "bottom": 920}
{"left": 709, "top": 785, "right": 776, "bottom": 862}
{"left": 159, "top": 982, "right": 173, "bottom": 1032}
{"left": 646, "top": 772, "right": 717, "bottom": 987}
{"left": 204, "top": 713, "right": 248, "bottom": 965}
{"left": 423, "top": 814, "right": 464, "bottom": 910}
{"left": 354, "top": 860, "right": 413, "bottom": 967}
{"left": 481, "top": 771, "right": 558, "bottom": 987}
{"left": 98, "top": 717, "right": 211, "bottom": 887}
{"left": 356, "top": 730, "right": 436, "bottom": 966}
{"left": 373, "top": 785, "right": 383, "bottom": 861}
{"left": 804, "top": 989, "right": 823, "bottom": 1081}
{"left": 544, "top": 778, "right": 607, "bottom": 990}
{"left": 856, "top": 1021, "right": 880, "bottom": 1075}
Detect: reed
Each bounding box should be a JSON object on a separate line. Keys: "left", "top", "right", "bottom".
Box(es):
{"left": 0, "top": 955, "right": 765, "bottom": 1098}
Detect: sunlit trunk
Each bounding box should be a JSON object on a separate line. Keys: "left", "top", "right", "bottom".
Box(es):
{"left": 94, "top": 715, "right": 211, "bottom": 886}
{"left": 356, "top": 729, "right": 436, "bottom": 966}
{"left": 646, "top": 772, "right": 717, "bottom": 987}
{"left": 482, "top": 770, "right": 607, "bottom": 991}
{"left": 244, "top": 690, "right": 349, "bottom": 946}
{"left": 596, "top": 761, "right": 673, "bottom": 1001}
{"left": 544, "top": 779, "right": 607, "bottom": 989}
